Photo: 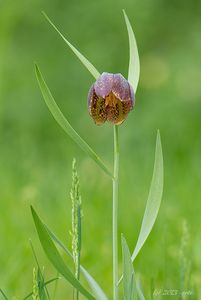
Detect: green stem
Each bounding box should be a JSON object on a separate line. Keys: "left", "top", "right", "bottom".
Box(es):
{"left": 76, "top": 251, "right": 80, "bottom": 300}
{"left": 113, "top": 125, "right": 119, "bottom": 300}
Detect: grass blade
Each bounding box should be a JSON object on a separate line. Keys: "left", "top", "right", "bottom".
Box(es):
{"left": 123, "top": 10, "right": 140, "bottom": 93}
{"left": 42, "top": 12, "right": 100, "bottom": 80}
{"left": 71, "top": 158, "right": 82, "bottom": 299}
{"left": 131, "top": 130, "right": 164, "bottom": 261}
{"left": 121, "top": 235, "right": 137, "bottom": 300}
{"left": 45, "top": 226, "right": 108, "bottom": 300}
{"left": 46, "top": 225, "right": 72, "bottom": 256}
{"left": 81, "top": 268, "right": 108, "bottom": 300}
{"left": 136, "top": 280, "right": 145, "bottom": 300}
{"left": 29, "top": 240, "right": 50, "bottom": 300}
{"left": 31, "top": 206, "right": 95, "bottom": 300}
{"left": 35, "top": 64, "right": 113, "bottom": 179}
{"left": 0, "top": 289, "right": 9, "bottom": 300}
{"left": 23, "top": 277, "right": 59, "bottom": 300}
{"left": 39, "top": 230, "right": 106, "bottom": 298}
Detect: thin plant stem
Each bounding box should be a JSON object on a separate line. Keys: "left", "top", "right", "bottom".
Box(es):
{"left": 113, "top": 125, "right": 119, "bottom": 300}
{"left": 76, "top": 249, "right": 80, "bottom": 300}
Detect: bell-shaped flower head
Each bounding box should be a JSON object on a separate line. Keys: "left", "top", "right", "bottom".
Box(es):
{"left": 88, "top": 72, "right": 135, "bottom": 125}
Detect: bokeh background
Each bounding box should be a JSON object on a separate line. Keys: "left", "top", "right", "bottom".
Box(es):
{"left": 0, "top": 0, "right": 201, "bottom": 298}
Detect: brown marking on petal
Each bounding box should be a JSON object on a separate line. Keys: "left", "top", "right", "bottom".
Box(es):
{"left": 105, "top": 92, "right": 117, "bottom": 107}
{"left": 104, "top": 92, "right": 132, "bottom": 125}
{"left": 88, "top": 73, "right": 135, "bottom": 126}
{"left": 90, "top": 94, "right": 106, "bottom": 125}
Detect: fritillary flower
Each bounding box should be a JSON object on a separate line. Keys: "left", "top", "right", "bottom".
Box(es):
{"left": 88, "top": 72, "right": 135, "bottom": 125}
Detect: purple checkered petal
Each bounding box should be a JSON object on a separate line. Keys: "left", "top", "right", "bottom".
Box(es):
{"left": 94, "top": 72, "right": 114, "bottom": 98}
{"left": 129, "top": 83, "right": 135, "bottom": 106}
{"left": 112, "top": 73, "right": 131, "bottom": 101}
{"left": 88, "top": 72, "right": 135, "bottom": 125}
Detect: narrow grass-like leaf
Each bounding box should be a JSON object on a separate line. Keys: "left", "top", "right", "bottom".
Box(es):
{"left": 35, "top": 64, "right": 113, "bottom": 179}
{"left": 31, "top": 206, "right": 95, "bottom": 300}
{"left": 0, "top": 289, "right": 9, "bottom": 300}
{"left": 46, "top": 225, "right": 72, "bottom": 256}
{"left": 45, "top": 225, "right": 108, "bottom": 300}
{"left": 29, "top": 240, "right": 50, "bottom": 300}
{"left": 123, "top": 10, "right": 140, "bottom": 93}
{"left": 36, "top": 269, "right": 48, "bottom": 300}
{"left": 136, "top": 280, "right": 145, "bottom": 300}
{"left": 131, "top": 130, "right": 163, "bottom": 261}
{"left": 71, "top": 158, "right": 82, "bottom": 299}
{"left": 81, "top": 268, "right": 108, "bottom": 300}
{"left": 23, "top": 278, "right": 59, "bottom": 300}
{"left": 42, "top": 12, "right": 100, "bottom": 80}
{"left": 121, "top": 235, "right": 137, "bottom": 300}
{"left": 179, "top": 221, "right": 191, "bottom": 292}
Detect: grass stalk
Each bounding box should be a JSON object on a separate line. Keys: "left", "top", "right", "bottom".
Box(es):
{"left": 113, "top": 125, "right": 119, "bottom": 300}
{"left": 71, "top": 159, "right": 82, "bottom": 300}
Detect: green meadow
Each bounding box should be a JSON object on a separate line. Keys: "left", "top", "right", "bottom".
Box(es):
{"left": 0, "top": 0, "right": 201, "bottom": 298}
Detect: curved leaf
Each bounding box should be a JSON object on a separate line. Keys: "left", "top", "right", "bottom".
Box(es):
{"left": 29, "top": 240, "right": 50, "bottom": 300}
{"left": 136, "top": 280, "right": 145, "bottom": 300}
{"left": 123, "top": 10, "right": 140, "bottom": 93}
{"left": 35, "top": 64, "right": 113, "bottom": 179}
{"left": 42, "top": 12, "right": 100, "bottom": 80}
{"left": 31, "top": 206, "right": 95, "bottom": 300}
{"left": 121, "top": 235, "right": 137, "bottom": 300}
{"left": 81, "top": 268, "right": 108, "bottom": 300}
{"left": 0, "top": 289, "right": 8, "bottom": 300}
{"left": 45, "top": 225, "right": 108, "bottom": 300}
{"left": 131, "top": 130, "right": 163, "bottom": 261}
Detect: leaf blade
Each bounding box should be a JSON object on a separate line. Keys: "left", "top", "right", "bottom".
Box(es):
{"left": 121, "top": 235, "right": 137, "bottom": 300}
{"left": 29, "top": 240, "right": 51, "bottom": 300}
{"left": 0, "top": 289, "right": 9, "bottom": 300}
{"left": 46, "top": 225, "right": 108, "bottom": 300}
{"left": 35, "top": 64, "right": 113, "bottom": 179}
{"left": 123, "top": 10, "right": 140, "bottom": 93}
{"left": 31, "top": 206, "right": 95, "bottom": 300}
{"left": 42, "top": 12, "right": 100, "bottom": 80}
{"left": 81, "top": 268, "right": 108, "bottom": 300}
{"left": 131, "top": 130, "right": 164, "bottom": 261}
{"left": 136, "top": 280, "right": 145, "bottom": 300}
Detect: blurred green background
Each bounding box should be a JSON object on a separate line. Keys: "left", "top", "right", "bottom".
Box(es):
{"left": 0, "top": 0, "right": 201, "bottom": 298}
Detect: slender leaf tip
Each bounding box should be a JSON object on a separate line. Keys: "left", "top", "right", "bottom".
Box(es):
{"left": 157, "top": 129, "right": 161, "bottom": 144}
{"left": 131, "top": 129, "right": 163, "bottom": 261}
{"left": 30, "top": 205, "right": 34, "bottom": 215}
{"left": 41, "top": 11, "right": 100, "bottom": 80}
{"left": 42, "top": 11, "right": 53, "bottom": 25}
{"left": 34, "top": 63, "right": 40, "bottom": 77}
{"left": 123, "top": 9, "right": 140, "bottom": 93}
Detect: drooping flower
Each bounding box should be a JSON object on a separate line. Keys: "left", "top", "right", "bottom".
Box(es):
{"left": 88, "top": 72, "right": 135, "bottom": 125}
